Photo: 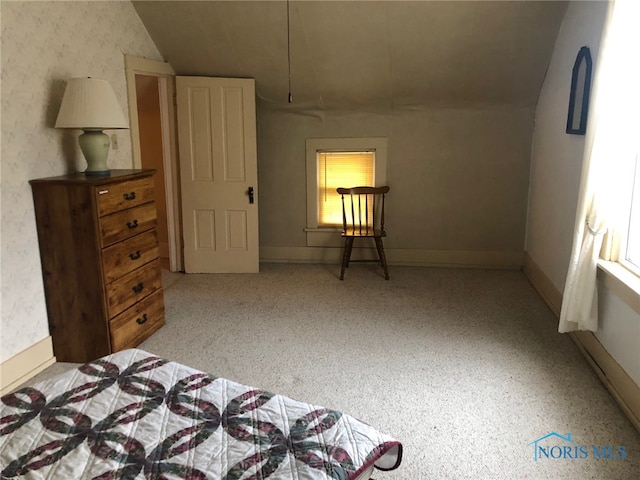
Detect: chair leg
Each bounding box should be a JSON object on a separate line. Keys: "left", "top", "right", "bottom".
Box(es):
{"left": 340, "top": 237, "right": 354, "bottom": 280}
{"left": 345, "top": 237, "right": 354, "bottom": 268}
{"left": 374, "top": 237, "right": 389, "bottom": 280}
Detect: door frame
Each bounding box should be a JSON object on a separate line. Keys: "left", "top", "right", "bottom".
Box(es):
{"left": 125, "top": 55, "right": 183, "bottom": 272}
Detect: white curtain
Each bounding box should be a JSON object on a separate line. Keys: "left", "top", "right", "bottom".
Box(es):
{"left": 559, "top": 0, "right": 640, "bottom": 333}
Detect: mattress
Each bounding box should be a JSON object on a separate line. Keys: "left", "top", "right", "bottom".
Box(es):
{"left": 0, "top": 349, "right": 402, "bottom": 479}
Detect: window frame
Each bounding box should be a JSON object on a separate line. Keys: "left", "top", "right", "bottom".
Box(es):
{"left": 616, "top": 153, "right": 640, "bottom": 277}
{"left": 305, "top": 137, "right": 387, "bottom": 247}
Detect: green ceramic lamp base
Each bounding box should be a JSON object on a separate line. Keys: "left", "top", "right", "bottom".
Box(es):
{"left": 78, "top": 130, "right": 111, "bottom": 177}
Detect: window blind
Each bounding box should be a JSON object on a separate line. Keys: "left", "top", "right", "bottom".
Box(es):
{"left": 318, "top": 151, "right": 375, "bottom": 226}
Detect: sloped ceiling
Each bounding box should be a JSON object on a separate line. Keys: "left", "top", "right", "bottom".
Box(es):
{"left": 133, "top": 1, "right": 568, "bottom": 112}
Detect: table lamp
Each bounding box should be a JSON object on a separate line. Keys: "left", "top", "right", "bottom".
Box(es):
{"left": 55, "top": 77, "right": 129, "bottom": 176}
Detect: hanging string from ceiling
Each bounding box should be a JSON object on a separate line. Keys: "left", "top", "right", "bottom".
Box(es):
{"left": 287, "top": 0, "right": 292, "bottom": 103}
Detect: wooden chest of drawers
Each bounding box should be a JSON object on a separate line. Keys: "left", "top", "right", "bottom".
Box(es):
{"left": 30, "top": 169, "right": 165, "bottom": 363}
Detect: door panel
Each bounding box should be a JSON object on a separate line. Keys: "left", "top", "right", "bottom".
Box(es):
{"left": 195, "top": 210, "right": 216, "bottom": 250}
{"left": 227, "top": 210, "right": 248, "bottom": 250}
{"left": 223, "top": 88, "right": 246, "bottom": 181}
{"left": 177, "top": 77, "right": 259, "bottom": 273}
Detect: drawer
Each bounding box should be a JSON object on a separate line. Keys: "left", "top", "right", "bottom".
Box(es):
{"left": 102, "top": 230, "right": 160, "bottom": 284}
{"left": 110, "top": 289, "right": 165, "bottom": 352}
{"left": 100, "top": 203, "right": 157, "bottom": 247}
{"left": 105, "top": 259, "right": 162, "bottom": 318}
{"left": 95, "top": 176, "right": 155, "bottom": 217}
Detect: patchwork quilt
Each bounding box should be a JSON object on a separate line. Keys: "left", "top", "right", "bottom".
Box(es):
{"left": 0, "top": 349, "right": 402, "bottom": 479}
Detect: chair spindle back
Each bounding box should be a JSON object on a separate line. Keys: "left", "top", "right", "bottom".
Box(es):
{"left": 337, "top": 186, "right": 389, "bottom": 236}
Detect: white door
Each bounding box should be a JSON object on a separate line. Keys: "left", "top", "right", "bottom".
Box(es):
{"left": 176, "top": 76, "right": 259, "bottom": 273}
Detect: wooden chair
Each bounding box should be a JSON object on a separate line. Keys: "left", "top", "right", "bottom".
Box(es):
{"left": 337, "top": 186, "right": 390, "bottom": 280}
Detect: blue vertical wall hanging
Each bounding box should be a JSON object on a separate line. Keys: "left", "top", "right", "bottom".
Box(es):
{"left": 566, "top": 46, "right": 593, "bottom": 135}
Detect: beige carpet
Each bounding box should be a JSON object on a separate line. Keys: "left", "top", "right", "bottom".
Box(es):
{"left": 31, "top": 264, "right": 640, "bottom": 478}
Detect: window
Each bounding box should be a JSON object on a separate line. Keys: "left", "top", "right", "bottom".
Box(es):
{"left": 618, "top": 154, "right": 640, "bottom": 276}
{"left": 306, "top": 138, "right": 387, "bottom": 246}
{"left": 318, "top": 151, "right": 375, "bottom": 226}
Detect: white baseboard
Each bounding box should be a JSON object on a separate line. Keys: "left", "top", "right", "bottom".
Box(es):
{"left": 523, "top": 252, "right": 640, "bottom": 434}
{"left": 260, "top": 246, "right": 524, "bottom": 269}
{"left": 570, "top": 330, "right": 640, "bottom": 434}
{"left": 523, "top": 252, "right": 563, "bottom": 316}
{"left": 0, "top": 336, "right": 56, "bottom": 395}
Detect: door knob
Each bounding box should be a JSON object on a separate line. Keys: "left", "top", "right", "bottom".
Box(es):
{"left": 248, "top": 186, "right": 254, "bottom": 204}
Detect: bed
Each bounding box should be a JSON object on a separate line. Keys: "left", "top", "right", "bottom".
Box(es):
{"left": 0, "top": 349, "right": 402, "bottom": 479}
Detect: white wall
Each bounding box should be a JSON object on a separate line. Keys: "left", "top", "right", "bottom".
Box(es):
{"left": 0, "top": 1, "right": 163, "bottom": 363}
{"left": 526, "top": 0, "right": 608, "bottom": 290}
{"left": 598, "top": 283, "right": 640, "bottom": 385}
{"left": 527, "top": 0, "right": 640, "bottom": 386}
{"left": 258, "top": 106, "right": 534, "bottom": 263}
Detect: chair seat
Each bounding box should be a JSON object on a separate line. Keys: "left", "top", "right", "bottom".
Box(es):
{"left": 341, "top": 229, "right": 386, "bottom": 237}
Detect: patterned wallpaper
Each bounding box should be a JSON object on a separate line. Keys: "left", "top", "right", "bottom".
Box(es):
{"left": 0, "top": 1, "right": 164, "bottom": 362}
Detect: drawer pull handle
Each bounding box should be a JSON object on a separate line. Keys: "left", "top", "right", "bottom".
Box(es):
{"left": 132, "top": 282, "right": 144, "bottom": 294}
{"left": 136, "top": 314, "right": 148, "bottom": 325}
{"left": 127, "top": 220, "right": 139, "bottom": 229}
{"left": 123, "top": 192, "right": 136, "bottom": 201}
{"left": 129, "top": 250, "right": 141, "bottom": 260}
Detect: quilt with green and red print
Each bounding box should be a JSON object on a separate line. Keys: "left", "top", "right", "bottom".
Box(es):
{"left": 0, "top": 349, "right": 402, "bottom": 479}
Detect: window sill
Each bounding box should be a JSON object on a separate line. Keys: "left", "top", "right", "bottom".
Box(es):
{"left": 303, "top": 227, "right": 342, "bottom": 233}
{"left": 597, "top": 260, "right": 640, "bottom": 315}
